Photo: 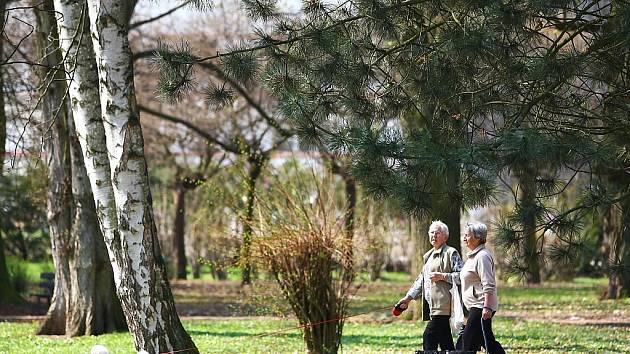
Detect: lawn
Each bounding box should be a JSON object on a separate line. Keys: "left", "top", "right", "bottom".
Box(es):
{"left": 1, "top": 274, "right": 629, "bottom": 353}
{"left": 1, "top": 317, "right": 628, "bottom": 353}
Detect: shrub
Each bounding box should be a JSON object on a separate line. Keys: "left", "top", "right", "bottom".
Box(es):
{"left": 251, "top": 171, "right": 354, "bottom": 354}
{"left": 7, "top": 260, "right": 29, "bottom": 294}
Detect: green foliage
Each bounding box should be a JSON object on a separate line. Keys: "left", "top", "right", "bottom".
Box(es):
{"left": 204, "top": 82, "right": 236, "bottom": 109}
{"left": 6, "top": 258, "right": 28, "bottom": 294}
{"left": 241, "top": 0, "right": 278, "bottom": 21}
{"left": 220, "top": 48, "right": 259, "bottom": 85}
{"left": 155, "top": 0, "right": 630, "bottom": 286}
{"left": 0, "top": 164, "right": 49, "bottom": 260}
{"left": 153, "top": 41, "right": 197, "bottom": 102}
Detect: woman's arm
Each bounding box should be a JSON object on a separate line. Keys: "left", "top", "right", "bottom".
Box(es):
{"left": 482, "top": 292, "right": 496, "bottom": 319}
{"left": 445, "top": 251, "right": 464, "bottom": 284}
{"left": 478, "top": 251, "right": 497, "bottom": 319}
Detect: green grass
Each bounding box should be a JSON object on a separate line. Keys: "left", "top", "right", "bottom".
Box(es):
{"left": 2, "top": 271, "right": 629, "bottom": 353}
{"left": 1, "top": 317, "right": 628, "bottom": 354}
{"left": 500, "top": 277, "right": 630, "bottom": 312}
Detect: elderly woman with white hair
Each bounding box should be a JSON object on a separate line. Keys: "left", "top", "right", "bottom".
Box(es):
{"left": 457, "top": 222, "right": 506, "bottom": 354}
{"left": 396, "top": 220, "right": 464, "bottom": 351}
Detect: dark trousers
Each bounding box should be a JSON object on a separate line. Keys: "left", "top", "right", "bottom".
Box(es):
{"left": 423, "top": 315, "right": 454, "bottom": 351}
{"left": 456, "top": 307, "right": 505, "bottom": 354}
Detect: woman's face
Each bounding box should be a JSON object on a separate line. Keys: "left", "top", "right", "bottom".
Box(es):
{"left": 463, "top": 228, "right": 480, "bottom": 251}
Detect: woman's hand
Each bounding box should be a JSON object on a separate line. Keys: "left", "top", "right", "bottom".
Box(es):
{"left": 396, "top": 296, "right": 411, "bottom": 309}
{"left": 482, "top": 307, "right": 493, "bottom": 320}
{"left": 429, "top": 272, "right": 445, "bottom": 282}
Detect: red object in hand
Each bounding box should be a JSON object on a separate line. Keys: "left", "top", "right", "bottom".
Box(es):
{"left": 392, "top": 303, "right": 407, "bottom": 316}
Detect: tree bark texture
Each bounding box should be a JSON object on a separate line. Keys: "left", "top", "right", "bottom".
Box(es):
{"left": 520, "top": 171, "right": 541, "bottom": 284}
{"left": 441, "top": 165, "right": 462, "bottom": 254}
{"left": 37, "top": 0, "right": 125, "bottom": 335}
{"left": 602, "top": 200, "right": 630, "bottom": 299}
{"left": 241, "top": 157, "right": 263, "bottom": 285}
{"left": 0, "top": 0, "right": 23, "bottom": 305}
{"left": 172, "top": 182, "right": 187, "bottom": 280}
{"left": 410, "top": 216, "right": 431, "bottom": 320}
{"left": 83, "top": 1, "right": 197, "bottom": 351}
{"left": 35, "top": 0, "right": 73, "bottom": 334}
{"left": 66, "top": 116, "right": 127, "bottom": 336}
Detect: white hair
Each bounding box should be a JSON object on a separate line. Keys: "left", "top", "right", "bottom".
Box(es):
{"left": 430, "top": 220, "right": 449, "bottom": 237}
{"left": 467, "top": 222, "right": 488, "bottom": 244}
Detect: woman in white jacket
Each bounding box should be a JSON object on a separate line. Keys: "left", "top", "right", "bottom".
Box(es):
{"left": 457, "top": 222, "right": 506, "bottom": 354}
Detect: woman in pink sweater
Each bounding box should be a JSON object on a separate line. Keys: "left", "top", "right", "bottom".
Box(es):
{"left": 457, "top": 222, "right": 506, "bottom": 354}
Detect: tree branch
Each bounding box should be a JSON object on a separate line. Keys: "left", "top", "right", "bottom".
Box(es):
{"left": 129, "top": 1, "right": 191, "bottom": 30}
{"left": 138, "top": 104, "right": 239, "bottom": 153}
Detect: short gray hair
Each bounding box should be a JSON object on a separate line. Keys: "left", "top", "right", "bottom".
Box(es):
{"left": 430, "top": 220, "right": 449, "bottom": 238}
{"left": 467, "top": 222, "right": 488, "bottom": 244}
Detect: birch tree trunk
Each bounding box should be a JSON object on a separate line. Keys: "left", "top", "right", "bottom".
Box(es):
{"left": 69, "top": 0, "right": 195, "bottom": 351}
{"left": 66, "top": 115, "right": 127, "bottom": 335}
{"left": 35, "top": 0, "right": 73, "bottom": 334}
{"left": 37, "top": 0, "right": 125, "bottom": 335}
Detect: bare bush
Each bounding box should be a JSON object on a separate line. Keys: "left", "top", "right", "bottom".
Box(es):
{"left": 251, "top": 171, "right": 354, "bottom": 354}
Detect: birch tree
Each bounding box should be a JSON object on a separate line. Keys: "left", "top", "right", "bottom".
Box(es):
{"left": 36, "top": 0, "right": 126, "bottom": 335}
{"left": 54, "top": 0, "right": 197, "bottom": 351}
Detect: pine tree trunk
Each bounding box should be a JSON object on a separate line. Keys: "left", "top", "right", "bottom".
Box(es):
{"left": 410, "top": 216, "right": 431, "bottom": 320}
{"left": 600, "top": 11, "right": 630, "bottom": 299}
{"left": 83, "top": 1, "right": 197, "bottom": 351}
{"left": 442, "top": 165, "right": 462, "bottom": 254}
{"left": 173, "top": 183, "right": 187, "bottom": 280}
{"left": 36, "top": 0, "right": 73, "bottom": 334}
{"left": 602, "top": 199, "right": 630, "bottom": 299}
{"left": 241, "top": 158, "right": 263, "bottom": 285}
{"left": 520, "top": 172, "right": 541, "bottom": 284}
{"left": 602, "top": 204, "right": 620, "bottom": 299}
{"left": 618, "top": 200, "right": 630, "bottom": 298}
{"left": 342, "top": 171, "right": 356, "bottom": 269}
{"left": 0, "top": 0, "right": 23, "bottom": 306}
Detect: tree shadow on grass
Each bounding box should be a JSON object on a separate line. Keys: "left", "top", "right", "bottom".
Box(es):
{"left": 186, "top": 330, "right": 302, "bottom": 338}
{"left": 504, "top": 333, "right": 607, "bottom": 353}
{"left": 186, "top": 330, "right": 417, "bottom": 345}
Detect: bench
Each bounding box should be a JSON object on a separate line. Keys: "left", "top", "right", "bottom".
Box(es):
{"left": 31, "top": 272, "right": 54, "bottom": 306}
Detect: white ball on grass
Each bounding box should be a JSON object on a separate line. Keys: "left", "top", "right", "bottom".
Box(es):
{"left": 90, "top": 344, "right": 109, "bottom": 354}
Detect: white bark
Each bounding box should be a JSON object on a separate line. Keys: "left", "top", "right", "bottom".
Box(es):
{"left": 53, "top": 0, "right": 121, "bottom": 279}
{"left": 54, "top": 0, "right": 196, "bottom": 352}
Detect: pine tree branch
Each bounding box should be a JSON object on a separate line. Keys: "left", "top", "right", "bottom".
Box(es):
{"left": 185, "top": 0, "right": 431, "bottom": 63}
{"left": 539, "top": 191, "right": 630, "bottom": 236}
{"left": 198, "top": 61, "right": 294, "bottom": 138}
{"left": 134, "top": 49, "right": 294, "bottom": 139}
